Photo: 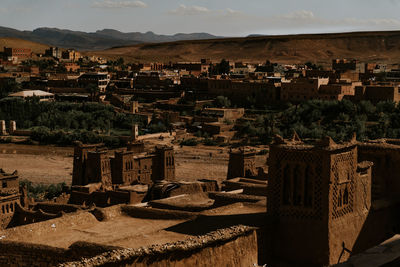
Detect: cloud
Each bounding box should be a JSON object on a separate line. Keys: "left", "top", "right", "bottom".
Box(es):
{"left": 256, "top": 10, "right": 400, "bottom": 29}
{"left": 168, "top": 5, "right": 243, "bottom": 17}
{"left": 169, "top": 4, "right": 210, "bottom": 15}
{"left": 92, "top": 0, "right": 147, "bottom": 8}
{"left": 203, "top": 8, "right": 400, "bottom": 36}
{"left": 225, "top": 8, "right": 243, "bottom": 16}
{"left": 283, "top": 10, "right": 315, "bottom": 20}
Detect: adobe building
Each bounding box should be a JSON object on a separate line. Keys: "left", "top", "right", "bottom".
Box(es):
{"left": 358, "top": 139, "right": 400, "bottom": 200}
{"left": 72, "top": 142, "right": 175, "bottom": 188}
{"left": 152, "top": 145, "right": 175, "bottom": 182}
{"left": 127, "top": 140, "right": 145, "bottom": 153}
{"left": 64, "top": 62, "right": 80, "bottom": 72}
{"left": 266, "top": 135, "right": 400, "bottom": 266}
{"left": 111, "top": 150, "right": 154, "bottom": 185}
{"left": 0, "top": 169, "right": 20, "bottom": 229}
{"left": 318, "top": 80, "right": 361, "bottom": 101}
{"left": 280, "top": 77, "right": 329, "bottom": 102}
{"left": 72, "top": 143, "right": 104, "bottom": 186}
{"left": 196, "top": 108, "right": 245, "bottom": 123}
{"left": 61, "top": 49, "right": 81, "bottom": 62}
{"left": 354, "top": 84, "right": 400, "bottom": 103}
{"left": 45, "top": 47, "right": 62, "bottom": 59}
{"left": 3, "top": 47, "right": 32, "bottom": 62}
{"left": 227, "top": 148, "right": 257, "bottom": 179}
{"left": 84, "top": 150, "right": 112, "bottom": 187}
{"left": 173, "top": 62, "right": 210, "bottom": 76}
{"left": 207, "top": 78, "right": 279, "bottom": 106}
{"left": 0, "top": 120, "right": 6, "bottom": 135}
{"left": 332, "top": 59, "right": 364, "bottom": 73}
{"left": 77, "top": 72, "right": 110, "bottom": 93}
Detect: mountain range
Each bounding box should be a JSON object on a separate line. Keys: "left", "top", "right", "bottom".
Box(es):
{"left": 2, "top": 26, "right": 400, "bottom": 65}
{"left": 0, "top": 26, "right": 220, "bottom": 50}
{"left": 87, "top": 30, "right": 400, "bottom": 64}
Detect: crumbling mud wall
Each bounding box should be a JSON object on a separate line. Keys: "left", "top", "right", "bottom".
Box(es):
{"left": 0, "top": 240, "right": 123, "bottom": 266}
{"left": 0, "top": 240, "right": 122, "bottom": 267}
{"left": 69, "top": 190, "right": 142, "bottom": 207}
{"left": 0, "top": 241, "right": 72, "bottom": 266}
{"left": 34, "top": 203, "right": 82, "bottom": 214}
{"left": 0, "top": 210, "right": 122, "bottom": 266}
{"left": 121, "top": 205, "right": 199, "bottom": 220}
{"left": 9, "top": 204, "right": 61, "bottom": 227}
{"left": 60, "top": 226, "right": 258, "bottom": 267}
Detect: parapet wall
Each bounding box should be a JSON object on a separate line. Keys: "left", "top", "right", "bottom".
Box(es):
{"left": 60, "top": 225, "right": 258, "bottom": 267}
{"left": 0, "top": 240, "right": 122, "bottom": 267}
{"left": 0, "top": 240, "right": 71, "bottom": 266}
{"left": 69, "top": 190, "right": 142, "bottom": 207}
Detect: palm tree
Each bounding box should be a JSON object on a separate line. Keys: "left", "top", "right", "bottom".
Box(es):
{"left": 86, "top": 84, "right": 99, "bottom": 102}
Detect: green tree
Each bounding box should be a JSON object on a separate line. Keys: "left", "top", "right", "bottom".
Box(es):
{"left": 215, "top": 96, "right": 231, "bottom": 108}
{"left": 86, "top": 84, "right": 99, "bottom": 102}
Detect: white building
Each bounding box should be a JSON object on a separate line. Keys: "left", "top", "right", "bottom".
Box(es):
{"left": 8, "top": 90, "right": 55, "bottom": 102}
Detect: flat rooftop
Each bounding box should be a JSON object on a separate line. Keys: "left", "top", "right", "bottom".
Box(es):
{"left": 0, "top": 201, "right": 265, "bottom": 250}
{"left": 1, "top": 207, "right": 189, "bottom": 249}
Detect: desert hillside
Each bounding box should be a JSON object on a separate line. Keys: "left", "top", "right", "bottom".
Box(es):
{"left": 0, "top": 37, "right": 49, "bottom": 54}
{"left": 86, "top": 30, "right": 400, "bottom": 65}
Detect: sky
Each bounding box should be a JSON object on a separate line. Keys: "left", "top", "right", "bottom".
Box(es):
{"left": 1, "top": 0, "right": 400, "bottom": 36}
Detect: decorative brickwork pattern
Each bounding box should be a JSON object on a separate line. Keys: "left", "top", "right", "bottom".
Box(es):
{"left": 331, "top": 151, "right": 355, "bottom": 219}
{"left": 270, "top": 150, "right": 323, "bottom": 220}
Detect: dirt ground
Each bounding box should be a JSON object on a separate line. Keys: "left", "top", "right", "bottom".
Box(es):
{"left": 0, "top": 139, "right": 267, "bottom": 185}
{"left": 0, "top": 144, "right": 74, "bottom": 185}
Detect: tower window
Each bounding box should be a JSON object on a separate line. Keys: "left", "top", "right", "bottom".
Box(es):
{"left": 343, "top": 187, "right": 349, "bottom": 205}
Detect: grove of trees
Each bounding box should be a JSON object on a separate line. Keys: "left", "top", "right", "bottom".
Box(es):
{"left": 238, "top": 99, "right": 400, "bottom": 144}
{"left": 0, "top": 97, "right": 145, "bottom": 146}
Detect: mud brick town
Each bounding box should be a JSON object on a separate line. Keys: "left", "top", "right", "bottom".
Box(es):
{"left": 3, "top": 43, "right": 400, "bottom": 267}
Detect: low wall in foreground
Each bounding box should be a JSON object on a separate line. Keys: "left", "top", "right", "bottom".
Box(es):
{"left": 60, "top": 225, "right": 258, "bottom": 267}
{"left": 0, "top": 240, "right": 122, "bottom": 267}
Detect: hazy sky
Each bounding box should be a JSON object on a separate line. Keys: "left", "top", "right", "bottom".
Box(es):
{"left": 1, "top": 0, "right": 400, "bottom": 36}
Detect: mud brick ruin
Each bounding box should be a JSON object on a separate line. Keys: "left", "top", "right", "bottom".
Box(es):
{"left": 227, "top": 147, "right": 267, "bottom": 180}
{"left": 0, "top": 169, "right": 20, "bottom": 228}
{"left": 72, "top": 141, "right": 175, "bottom": 187}
{"left": 227, "top": 148, "right": 257, "bottom": 179}
{"left": 3, "top": 136, "right": 400, "bottom": 266}
{"left": 267, "top": 135, "right": 400, "bottom": 266}
{"left": 69, "top": 141, "right": 176, "bottom": 207}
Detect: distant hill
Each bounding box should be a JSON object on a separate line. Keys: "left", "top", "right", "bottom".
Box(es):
{"left": 0, "top": 37, "right": 49, "bottom": 53}
{"left": 86, "top": 30, "right": 400, "bottom": 64}
{"left": 95, "top": 29, "right": 219, "bottom": 43}
{"left": 0, "top": 26, "right": 221, "bottom": 51}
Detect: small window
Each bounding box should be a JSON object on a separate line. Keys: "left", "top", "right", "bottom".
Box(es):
{"left": 2, "top": 181, "right": 7, "bottom": 188}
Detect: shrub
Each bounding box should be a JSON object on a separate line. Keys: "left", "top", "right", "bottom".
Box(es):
{"left": 203, "top": 138, "right": 218, "bottom": 146}
{"left": 19, "top": 180, "right": 66, "bottom": 201}
{"left": 179, "top": 138, "right": 199, "bottom": 146}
